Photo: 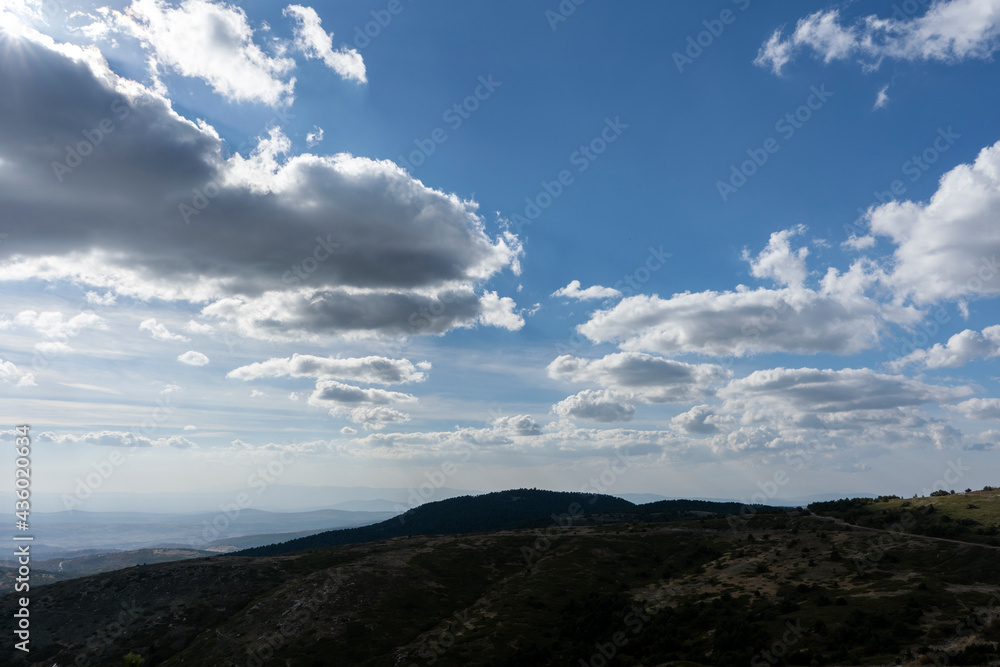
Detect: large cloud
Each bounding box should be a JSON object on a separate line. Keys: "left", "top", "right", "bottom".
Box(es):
{"left": 94, "top": 0, "right": 299, "bottom": 104}
{"left": 867, "top": 141, "right": 1000, "bottom": 304}
{"left": 0, "top": 24, "right": 521, "bottom": 338}
{"left": 719, "top": 367, "right": 970, "bottom": 420}
{"left": 755, "top": 0, "right": 1000, "bottom": 75}
{"left": 547, "top": 352, "right": 728, "bottom": 403}
{"left": 891, "top": 325, "right": 1000, "bottom": 369}
{"left": 576, "top": 229, "right": 921, "bottom": 357}
{"left": 228, "top": 354, "right": 430, "bottom": 384}
{"left": 552, "top": 389, "right": 637, "bottom": 423}
{"left": 949, "top": 398, "right": 1000, "bottom": 420}
{"left": 283, "top": 4, "right": 366, "bottom": 83}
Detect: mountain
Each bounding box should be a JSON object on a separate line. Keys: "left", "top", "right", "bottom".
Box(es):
{"left": 6, "top": 488, "right": 1000, "bottom": 666}
{"left": 232, "top": 489, "right": 783, "bottom": 557}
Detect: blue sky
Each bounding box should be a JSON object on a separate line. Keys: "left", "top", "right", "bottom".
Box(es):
{"left": 2, "top": 0, "right": 1000, "bottom": 510}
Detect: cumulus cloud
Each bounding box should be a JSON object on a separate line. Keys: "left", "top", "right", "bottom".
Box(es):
{"left": 0, "top": 26, "right": 522, "bottom": 339}
{"left": 576, "top": 229, "right": 926, "bottom": 357}
{"left": 349, "top": 406, "right": 410, "bottom": 430}
{"left": 552, "top": 389, "right": 636, "bottom": 423}
{"left": 892, "top": 325, "right": 1000, "bottom": 369}
{"left": 671, "top": 405, "right": 722, "bottom": 435}
{"left": 228, "top": 353, "right": 430, "bottom": 384}
{"left": 477, "top": 291, "right": 525, "bottom": 331}
{"left": 547, "top": 352, "right": 728, "bottom": 403}
{"left": 579, "top": 274, "right": 917, "bottom": 358}
{"left": 868, "top": 140, "right": 1000, "bottom": 304}
{"left": 551, "top": 280, "right": 622, "bottom": 301}
{"left": 139, "top": 318, "right": 190, "bottom": 342}
{"left": 491, "top": 414, "right": 542, "bottom": 436}
{"left": 755, "top": 0, "right": 1000, "bottom": 75}
{"left": 743, "top": 226, "right": 810, "bottom": 288}
{"left": 0, "top": 359, "right": 35, "bottom": 387}
{"left": 178, "top": 350, "right": 210, "bottom": 366}
{"left": 306, "top": 380, "right": 416, "bottom": 429}
{"left": 103, "top": 0, "right": 297, "bottom": 105}
{"left": 305, "top": 125, "right": 324, "bottom": 147}
{"left": 2, "top": 310, "right": 107, "bottom": 340}
{"left": 283, "top": 4, "right": 366, "bottom": 83}
{"left": 949, "top": 398, "right": 1000, "bottom": 420}
{"left": 719, "top": 368, "right": 970, "bottom": 415}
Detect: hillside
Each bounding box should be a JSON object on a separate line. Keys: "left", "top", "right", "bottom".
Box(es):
{"left": 6, "top": 506, "right": 1000, "bottom": 666}
{"left": 234, "top": 488, "right": 784, "bottom": 557}
{"left": 807, "top": 487, "right": 1000, "bottom": 548}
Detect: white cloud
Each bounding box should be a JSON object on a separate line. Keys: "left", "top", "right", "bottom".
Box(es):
{"left": 109, "top": 0, "right": 297, "bottom": 105}
{"left": 339, "top": 425, "right": 356, "bottom": 434}
{"left": 743, "top": 226, "right": 809, "bottom": 288}
{"left": 184, "top": 320, "right": 216, "bottom": 335}
{"left": 547, "top": 352, "right": 728, "bottom": 403}
{"left": 85, "top": 291, "right": 117, "bottom": 306}
{"left": 305, "top": 125, "right": 324, "bottom": 147}
{"left": 228, "top": 353, "right": 429, "bottom": 384}
{"left": 868, "top": 139, "right": 1000, "bottom": 304}
{"left": 491, "top": 414, "right": 542, "bottom": 436}
{"left": 37, "top": 430, "right": 149, "bottom": 447}
{"left": 755, "top": 0, "right": 1000, "bottom": 75}
{"left": 671, "top": 405, "right": 724, "bottom": 435}
{"left": 250, "top": 389, "right": 266, "bottom": 398}
{"left": 183, "top": 424, "right": 197, "bottom": 430}
{"left": 552, "top": 389, "right": 636, "bottom": 423}
{"left": 139, "top": 318, "right": 190, "bottom": 342}
{"left": 577, "top": 230, "right": 924, "bottom": 358}
{"left": 36, "top": 430, "right": 197, "bottom": 448}
{"left": 178, "top": 350, "right": 210, "bottom": 366}
{"left": 283, "top": 5, "right": 366, "bottom": 83}
{"left": 350, "top": 406, "right": 410, "bottom": 430}
{"left": 308, "top": 380, "right": 416, "bottom": 408}
{"left": 718, "top": 368, "right": 971, "bottom": 419}
{"left": 950, "top": 398, "right": 1000, "bottom": 420}
{"left": 874, "top": 85, "right": 890, "bottom": 110}
{"left": 0, "top": 359, "right": 35, "bottom": 387}
{"left": 551, "top": 280, "right": 622, "bottom": 301}
{"left": 478, "top": 291, "right": 524, "bottom": 331}
{"left": 5, "top": 310, "right": 107, "bottom": 340}
{"left": 891, "top": 325, "right": 1000, "bottom": 369}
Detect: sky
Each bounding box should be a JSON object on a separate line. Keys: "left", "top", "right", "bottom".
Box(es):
{"left": 2, "top": 0, "right": 1000, "bottom": 511}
